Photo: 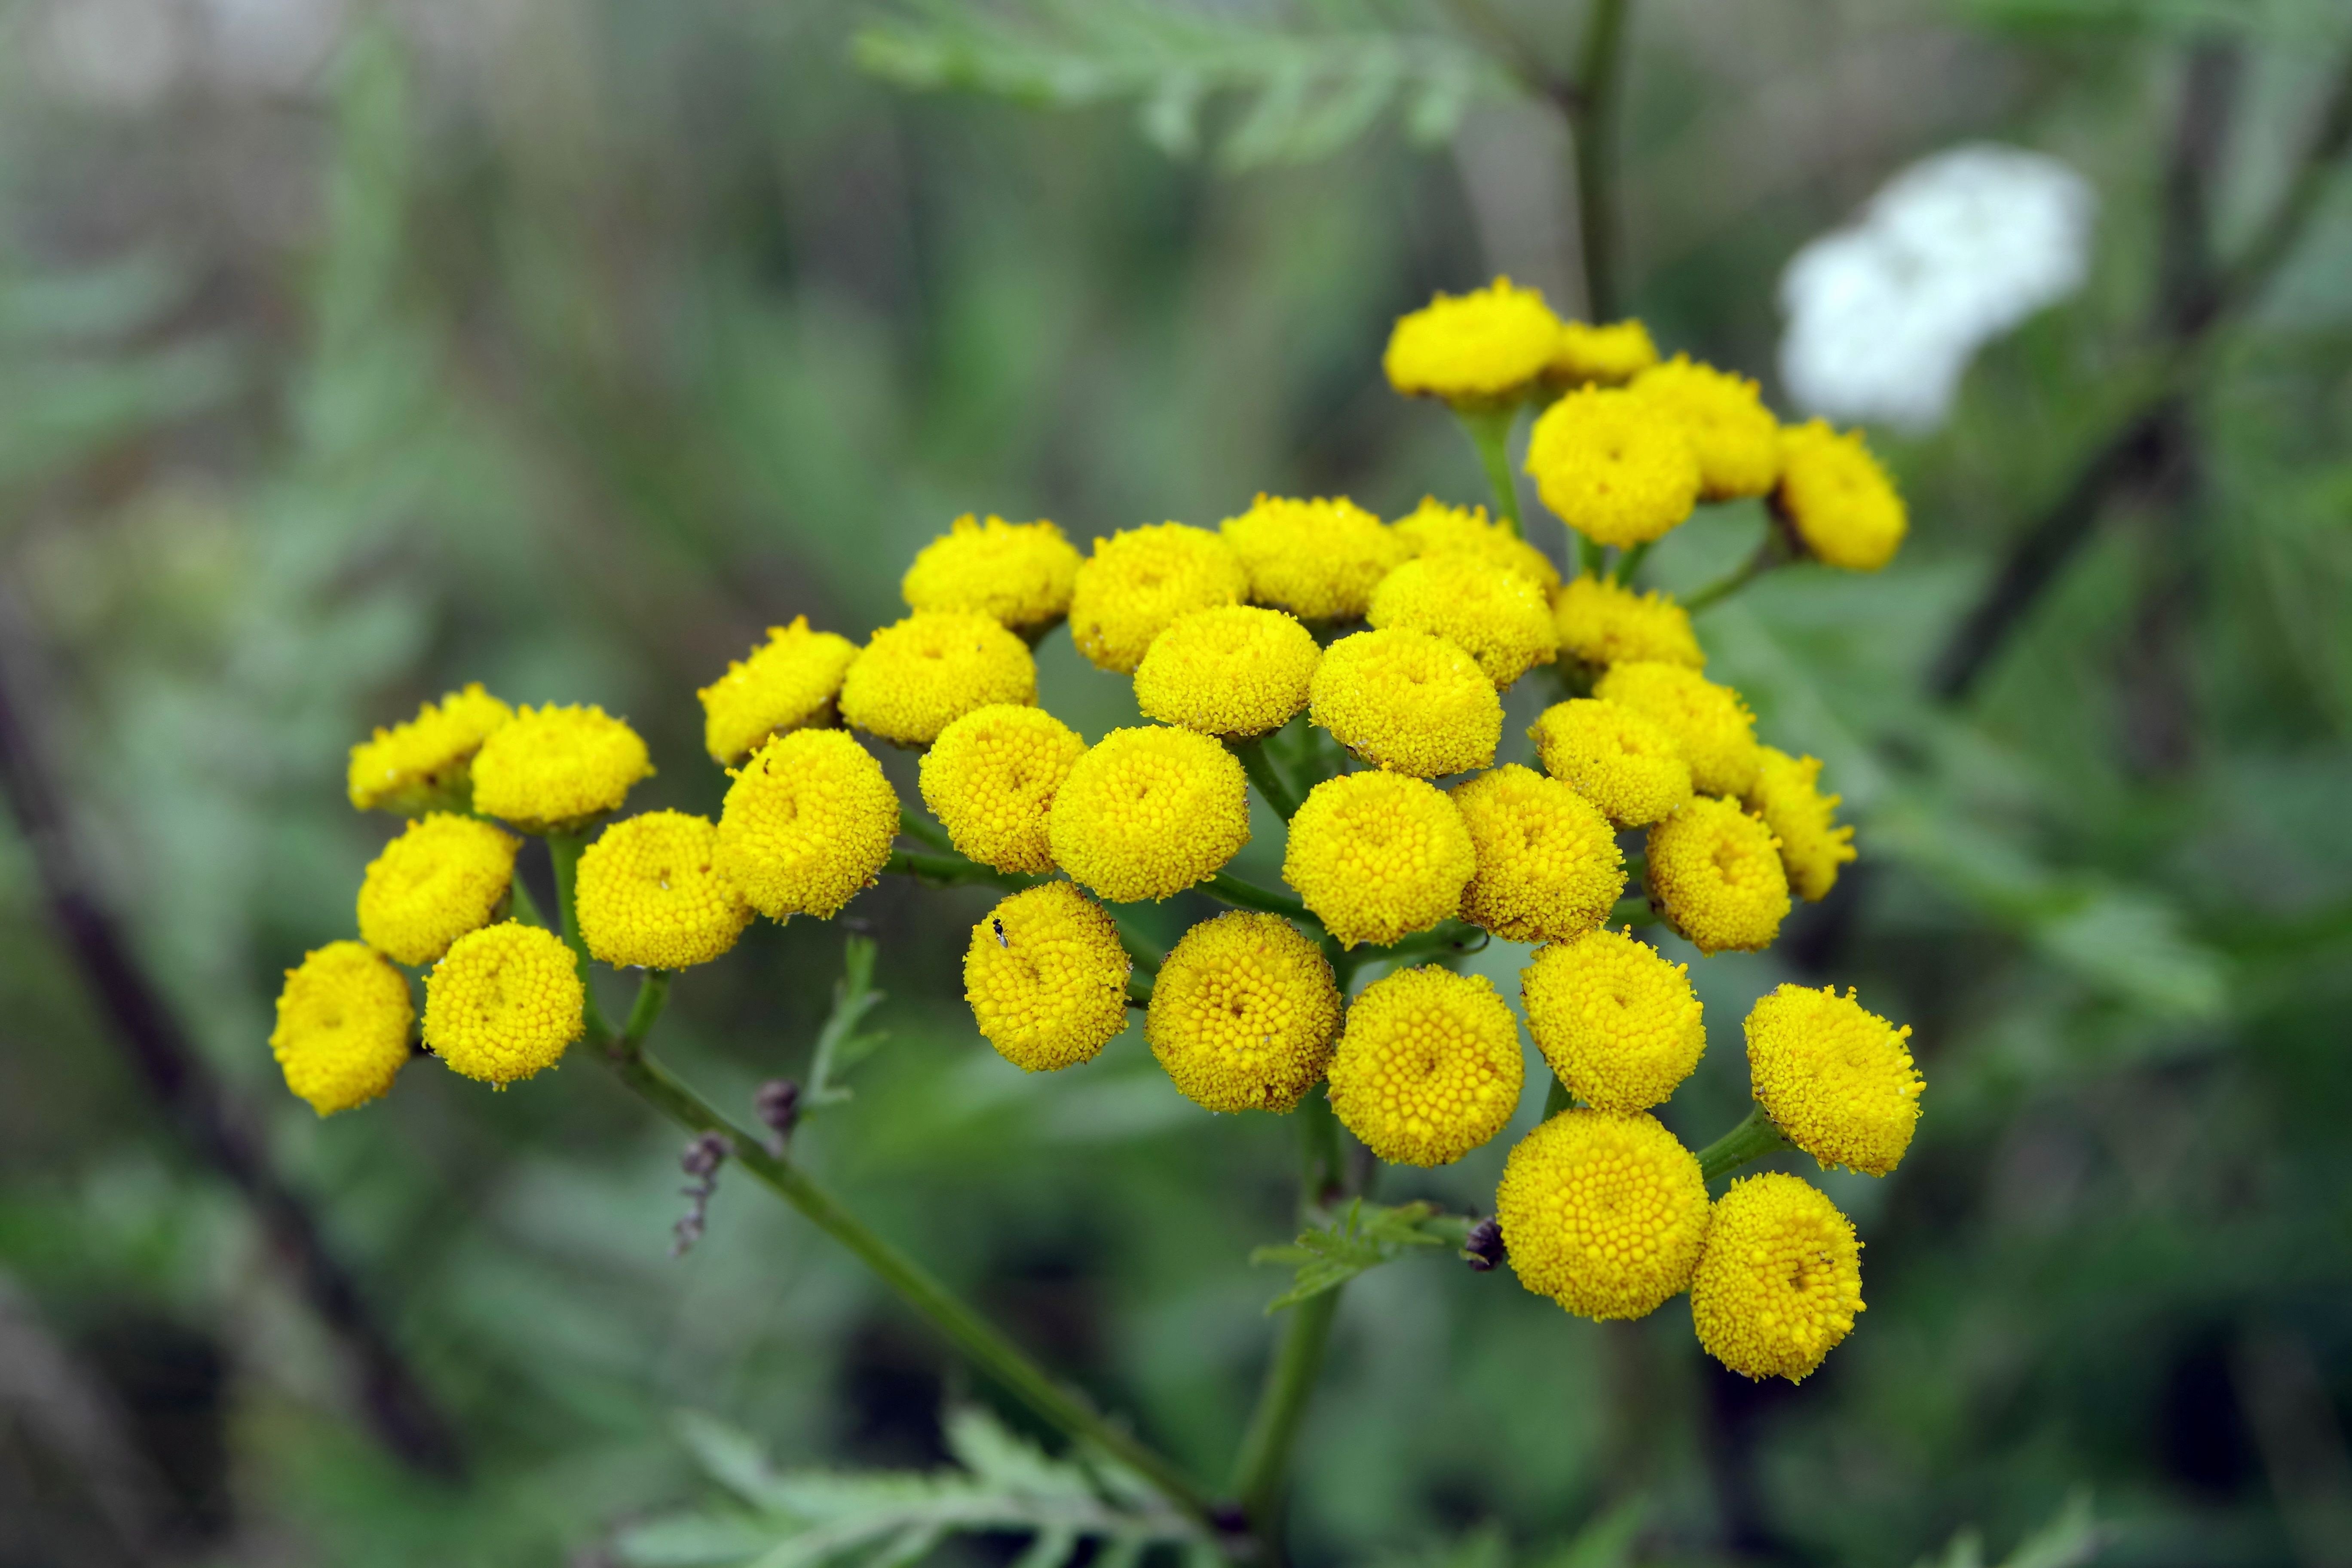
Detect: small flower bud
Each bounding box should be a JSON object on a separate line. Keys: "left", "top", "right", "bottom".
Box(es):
{"left": 754, "top": 1079, "right": 801, "bottom": 1152}
{"left": 1461, "top": 1217, "right": 1506, "bottom": 1272}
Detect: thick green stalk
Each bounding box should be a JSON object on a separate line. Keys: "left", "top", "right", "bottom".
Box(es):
{"left": 1571, "top": 0, "right": 1633, "bottom": 321}
{"left": 1231, "top": 736, "right": 1305, "bottom": 821}
{"left": 1577, "top": 536, "right": 1606, "bottom": 580}
{"left": 1204, "top": 873, "right": 1318, "bottom": 928}
{"left": 1610, "top": 897, "right": 1657, "bottom": 928}
{"left": 886, "top": 848, "right": 1041, "bottom": 893}
{"left": 547, "top": 832, "right": 613, "bottom": 1041}
{"left": 1684, "top": 533, "right": 1785, "bottom": 613}
{"left": 897, "top": 807, "right": 955, "bottom": 852}
{"left": 1614, "top": 539, "right": 1653, "bottom": 585}
{"left": 1542, "top": 1074, "right": 1575, "bottom": 1118}
{"left": 1696, "top": 1102, "right": 1793, "bottom": 1182}
{"left": 1456, "top": 404, "right": 1524, "bottom": 533}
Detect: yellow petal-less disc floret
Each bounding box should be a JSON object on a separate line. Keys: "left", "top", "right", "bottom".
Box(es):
{"left": 1777, "top": 420, "right": 1907, "bottom": 572}
{"left": 901, "top": 514, "right": 1083, "bottom": 633}
{"left": 839, "top": 612, "right": 1036, "bottom": 747}
{"left": 1746, "top": 746, "right": 1856, "bottom": 903}
{"left": 423, "top": 922, "right": 585, "bottom": 1087}
{"left": 1390, "top": 497, "right": 1561, "bottom": 595}
{"left": 1382, "top": 277, "right": 1562, "bottom": 405}
{"left": 1047, "top": 726, "right": 1251, "bottom": 903}
{"left": 1692, "top": 1173, "right": 1865, "bottom": 1382}
{"left": 1495, "top": 1109, "right": 1710, "bottom": 1320}
{"left": 1310, "top": 628, "right": 1501, "bottom": 778}
{"left": 1448, "top": 765, "right": 1625, "bottom": 944}
{"left": 1554, "top": 575, "right": 1705, "bottom": 671}
{"left": 1630, "top": 356, "right": 1782, "bottom": 502}
{"left": 1367, "top": 555, "right": 1556, "bottom": 689}
{"left": 347, "top": 683, "right": 514, "bottom": 814}
{"left": 355, "top": 813, "right": 521, "bottom": 966}
{"left": 1529, "top": 698, "right": 1694, "bottom": 827}
{"left": 919, "top": 705, "right": 1085, "bottom": 875}
{"left": 1068, "top": 523, "right": 1250, "bottom": 674}
{"left": 1146, "top": 913, "right": 1341, "bottom": 1113}
{"left": 576, "top": 811, "right": 752, "bottom": 970}
{"left": 1282, "top": 772, "right": 1475, "bottom": 948}
{"left": 1592, "top": 662, "right": 1759, "bottom": 797}
{"left": 1524, "top": 387, "right": 1701, "bottom": 548}
{"left": 716, "top": 729, "right": 900, "bottom": 921}
{"left": 696, "top": 617, "right": 859, "bottom": 766}
{"left": 964, "top": 882, "right": 1132, "bottom": 1072}
{"left": 1519, "top": 929, "right": 1704, "bottom": 1112}
{"left": 470, "top": 704, "right": 654, "bottom": 833}
{"left": 1326, "top": 967, "right": 1523, "bottom": 1167}
{"left": 1548, "top": 318, "right": 1660, "bottom": 388}
{"left": 1133, "top": 606, "right": 1320, "bottom": 738}
{"left": 1746, "top": 983, "right": 1922, "bottom": 1176}
{"left": 1219, "top": 494, "right": 1409, "bottom": 622}
{"left": 1647, "top": 796, "right": 1790, "bottom": 955}
{"left": 269, "top": 941, "right": 414, "bottom": 1115}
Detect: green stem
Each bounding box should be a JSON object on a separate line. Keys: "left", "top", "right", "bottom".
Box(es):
{"left": 1614, "top": 540, "right": 1653, "bottom": 585}
{"left": 547, "top": 832, "right": 613, "bottom": 1041}
{"left": 621, "top": 969, "right": 671, "bottom": 1050}
{"left": 1577, "top": 536, "right": 1605, "bottom": 580}
{"left": 1695, "top": 1102, "right": 1793, "bottom": 1182}
{"left": 1204, "top": 873, "right": 1319, "bottom": 928}
{"left": 1109, "top": 913, "right": 1164, "bottom": 977}
{"left": 885, "top": 848, "right": 1042, "bottom": 893}
{"left": 897, "top": 807, "right": 955, "bottom": 852}
{"left": 1570, "top": 0, "right": 1632, "bottom": 321}
{"left": 1127, "top": 973, "right": 1155, "bottom": 1011}
{"left": 1610, "top": 897, "right": 1657, "bottom": 928}
{"left": 1457, "top": 403, "right": 1524, "bottom": 533}
{"left": 1231, "top": 735, "right": 1306, "bottom": 821}
{"left": 1542, "top": 1073, "right": 1575, "bottom": 1118}
{"left": 507, "top": 868, "right": 545, "bottom": 929}
{"left": 1683, "top": 537, "right": 1782, "bottom": 613}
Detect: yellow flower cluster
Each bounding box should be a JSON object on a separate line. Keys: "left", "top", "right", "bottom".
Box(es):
{"left": 577, "top": 810, "right": 752, "bottom": 970}
{"left": 346, "top": 683, "right": 512, "bottom": 814}
{"left": 270, "top": 941, "right": 414, "bottom": 1115}
{"left": 471, "top": 704, "right": 655, "bottom": 833}
{"left": 696, "top": 617, "right": 858, "bottom": 766}
{"left": 920, "top": 705, "right": 1086, "bottom": 875}
{"left": 1497, "top": 1109, "right": 1709, "bottom": 1320}
{"left": 356, "top": 813, "right": 520, "bottom": 965}
{"left": 901, "top": 514, "right": 1082, "bottom": 632}
{"left": 1146, "top": 913, "right": 1340, "bottom": 1113}
{"left": 965, "top": 881, "right": 1132, "bottom": 1072}
{"left": 1047, "top": 726, "right": 1252, "bottom": 903}
{"left": 1326, "top": 968, "right": 1522, "bottom": 1166}
{"left": 424, "top": 922, "right": 585, "bottom": 1086}
{"left": 1691, "top": 1173, "right": 1865, "bottom": 1381}
{"left": 1221, "top": 494, "right": 1408, "bottom": 622}
{"left": 839, "top": 611, "right": 1036, "bottom": 747}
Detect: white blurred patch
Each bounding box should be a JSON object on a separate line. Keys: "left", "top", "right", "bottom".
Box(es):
{"left": 35, "top": 0, "right": 188, "bottom": 112}
{"left": 192, "top": 0, "right": 347, "bottom": 92}
{"left": 1778, "top": 144, "right": 2097, "bottom": 434}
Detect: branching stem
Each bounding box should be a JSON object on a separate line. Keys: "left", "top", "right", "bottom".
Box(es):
{"left": 1695, "top": 1102, "right": 1793, "bottom": 1182}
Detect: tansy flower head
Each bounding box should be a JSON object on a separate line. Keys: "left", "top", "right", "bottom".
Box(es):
{"left": 1631, "top": 356, "right": 1781, "bottom": 501}
{"left": 919, "top": 705, "right": 1085, "bottom": 875}
{"left": 470, "top": 704, "right": 654, "bottom": 833}
{"left": 1448, "top": 765, "right": 1625, "bottom": 944}
{"left": 839, "top": 612, "right": 1036, "bottom": 747}
{"left": 697, "top": 618, "right": 859, "bottom": 766}
{"left": 1554, "top": 575, "right": 1704, "bottom": 671}
{"left": 1382, "top": 277, "right": 1562, "bottom": 405}
{"left": 1495, "top": 1109, "right": 1709, "bottom": 1320}
{"left": 1133, "top": 606, "right": 1319, "bottom": 738}
{"left": 356, "top": 813, "right": 521, "bottom": 966}
{"left": 1282, "top": 771, "right": 1474, "bottom": 948}
{"left": 1549, "top": 318, "right": 1661, "bottom": 387}
{"left": 1367, "top": 554, "right": 1556, "bottom": 689}
{"left": 1529, "top": 698, "right": 1694, "bottom": 827}
{"left": 1390, "top": 497, "right": 1560, "bottom": 594}
{"left": 1146, "top": 913, "right": 1341, "bottom": 1113}
{"left": 1745, "top": 983, "right": 1922, "bottom": 1176}
{"left": 423, "top": 922, "right": 584, "bottom": 1087}
{"left": 1692, "top": 1173, "right": 1864, "bottom": 1382}
{"left": 270, "top": 941, "right": 413, "bottom": 1115}
{"left": 901, "top": 514, "right": 1083, "bottom": 633}
{"left": 1219, "top": 495, "right": 1409, "bottom": 622}
{"left": 1646, "top": 796, "right": 1790, "bottom": 955}
{"left": 1778, "top": 421, "right": 1907, "bottom": 572}
{"left": 1047, "top": 726, "right": 1251, "bottom": 903}
{"left": 717, "top": 729, "right": 900, "bottom": 921}
{"left": 1525, "top": 388, "right": 1701, "bottom": 548}
{"left": 964, "top": 882, "right": 1131, "bottom": 1072}
{"left": 1592, "top": 662, "right": 1759, "bottom": 797}
{"left": 1068, "top": 523, "right": 1249, "bottom": 674}
{"left": 1746, "top": 746, "right": 1856, "bottom": 902}
{"left": 347, "top": 683, "right": 513, "bottom": 814}
{"left": 1310, "top": 628, "right": 1501, "bottom": 778}
{"left": 576, "top": 811, "right": 751, "bottom": 970}
{"left": 1326, "top": 967, "right": 1522, "bottom": 1167}
{"left": 1520, "top": 929, "right": 1704, "bottom": 1112}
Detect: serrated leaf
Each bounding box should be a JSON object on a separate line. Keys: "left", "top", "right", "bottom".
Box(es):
{"left": 1253, "top": 1199, "right": 1455, "bottom": 1312}
{"left": 614, "top": 1512, "right": 784, "bottom": 1567}
{"left": 941, "top": 1406, "right": 1089, "bottom": 1501}
{"left": 677, "top": 1411, "right": 799, "bottom": 1514}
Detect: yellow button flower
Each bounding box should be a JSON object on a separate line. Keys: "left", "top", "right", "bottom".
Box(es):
{"left": 900, "top": 514, "right": 1083, "bottom": 633}
{"left": 964, "top": 882, "right": 1132, "bottom": 1072}
{"left": 1326, "top": 967, "right": 1523, "bottom": 1167}
{"left": 1529, "top": 697, "right": 1693, "bottom": 828}
{"left": 1310, "top": 628, "right": 1500, "bottom": 778}
{"left": 346, "top": 683, "right": 513, "bottom": 814}
{"left": 1146, "top": 913, "right": 1341, "bottom": 1113}
{"left": 1047, "top": 726, "right": 1251, "bottom": 903}
{"left": 423, "top": 922, "right": 585, "bottom": 1087}
{"left": 1219, "top": 494, "right": 1409, "bottom": 622}
{"left": 1382, "top": 277, "right": 1562, "bottom": 405}
{"left": 1449, "top": 765, "right": 1625, "bottom": 944}
{"left": 1778, "top": 420, "right": 1907, "bottom": 571}
{"left": 470, "top": 704, "right": 654, "bottom": 833}
{"left": 716, "top": 729, "right": 900, "bottom": 921}
{"left": 1133, "top": 605, "right": 1319, "bottom": 738}
{"left": 576, "top": 811, "right": 752, "bottom": 970}
{"left": 1524, "top": 387, "right": 1701, "bottom": 548}
{"left": 1519, "top": 929, "right": 1704, "bottom": 1112}
{"left": 1282, "top": 771, "right": 1474, "bottom": 948}
{"left": 919, "top": 704, "right": 1086, "bottom": 875}
{"left": 1746, "top": 746, "right": 1856, "bottom": 903}
{"left": 270, "top": 941, "right": 414, "bottom": 1115}
{"left": 1068, "top": 523, "right": 1249, "bottom": 674}
{"left": 1592, "top": 661, "right": 1759, "bottom": 797}
{"left": 1646, "top": 796, "right": 1790, "bottom": 955}
{"left": 356, "top": 813, "right": 521, "bottom": 966}
{"left": 1745, "top": 983, "right": 1922, "bottom": 1176}
{"left": 1692, "top": 1173, "right": 1865, "bottom": 1383}
{"left": 1630, "top": 355, "right": 1781, "bottom": 501}
{"left": 1548, "top": 318, "right": 1660, "bottom": 387}
{"left": 1495, "top": 1109, "right": 1709, "bottom": 1320}
{"left": 696, "top": 617, "right": 859, "bottom": 767}
{"left": 839, "top": 612, "right": 1036, "bottom": 747}
{"left": 1367, "top": 554, "right": 1556, "bottom": 689}
{"left": 1390, "top": 497, "right": 1560, "bottom": 595}
{"left": 1554, "top": 575, "right": 1704, "bottom": 671}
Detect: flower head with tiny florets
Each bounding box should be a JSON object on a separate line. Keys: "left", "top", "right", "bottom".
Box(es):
{"left": 1281, "top": 771, "right": 1474, "bottom": 948}
{"left": 964, "top": 882, "right": 1131, "bottom": 1072}
{"left": 576, "top": 810, "right": 752, "bottom": 970}
{"left": 1647, "top": 796, "right": 1790, "bottom": 955}
{"left": 1390, "top": 497, "right": 1560, "bottom": 594}
{"left": 1495, "top": 1108, "right": 1710, "bottom": 1320}
{"left": 1448, "top": 765, "right": 1625, "bottom": 944}
{"left": 1368, "top": 554, "right": 1556, "bottom": 689}
{"left": 1592, "top": 662, "right": 1760, "bottom": 798}
{"left": 270, "top": 941, "right": 413, "bottom": 1115}
{"left": 1778, "top": 420, "right": 1908, "bottom": 571}
{"left": 346, "top": 683, "right": 513, "bottom": 815}
{"left": 1219, "top": 494, "right": 1409, "bottom": 623}
{"left": 423, "top": 922, "right": 585, "bottom": 1087}
{"left": 1549, "top": 318, "right": 1659, "bottom": 388}
{"left": 1047, "top": 726, "right": 1251, "bottom": 903}
{"left": 356, "top": 813, "right": 520, "bottom": 966}
{"left": 1520, "top": 930, "right": 1704, "bottom": 1112}
{"left": 1529, "top": 697, "right": 1693, "bottom": 828}
{"left": 470, "top": 704, "right": 654, "bottom": 833}
{"left": 1692, "top": 1173, "right": 1864, "bottom": 1381}
{"left": 1554, "top": 576, "right": 1704, "bottom": 671}
{"left": 1146, "top": 913, "right": 1341, "bottom": 1114}
{"left": 1525, "top": 387, "right": 1701, "bottom": 548}
{"left": 1326, "top": 967, "right": 1522, "bottom": 1167}
{"left": 1382, "top": 277, "right": 1562, "bottom": 405}
{"left": 1745, "top": 983, "right": 1922, "bottom": 1176}
{"left": 1310, "top": 627, "right": 1501, "bottom": 779}
{"left": 839, "top": 611, "right": 1036, "bottom": 747}
{"left": 1133, "top": 605, "right": 1320, "bottom": 738}
{"left": 920, "top": 704, "right": 1086, "bottom": 875}
{"left": 697, "top": 617, "right": 859, "bottom": 767}
{"left": 1631, "top": 355, "right": 1782, "bottom": 501}
{"left": 1067, "top": 523, "right": 1249, "bottom": 674}
{"left": 901, "top": 514, "right": 1083, "bottom": 633}
{"left": 1746, "top": 746, "right": 1856, "bottom": 902}
{"left": 717, "top": 729, "right": 900, "bottom": 921}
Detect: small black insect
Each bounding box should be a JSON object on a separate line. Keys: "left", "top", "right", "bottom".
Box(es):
{"left": 992, "top": 917, "right": 1009, "bottom": 948}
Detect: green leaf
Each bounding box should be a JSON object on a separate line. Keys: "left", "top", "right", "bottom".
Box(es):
{"left": 1251, "top": 1198, "right": 1459, "bottom": 1312}
{"left": 1914, "top": 1490, "right": 2099, "bottom": 1568}
{"left": 807, "top": 936, "right": 889, "bottom": 1109}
